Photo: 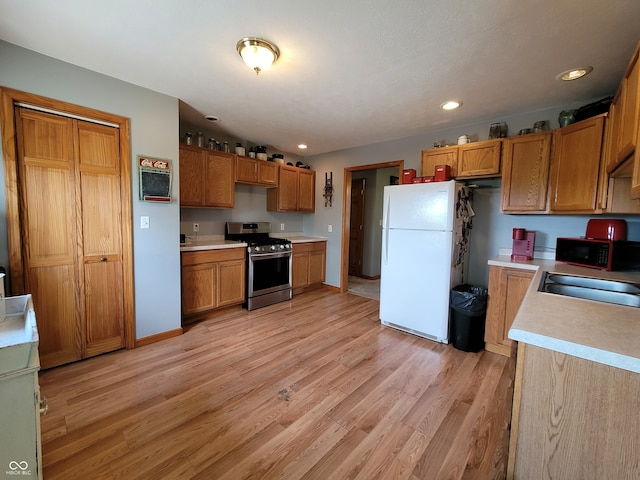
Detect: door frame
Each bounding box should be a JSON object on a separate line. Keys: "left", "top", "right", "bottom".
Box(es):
{"left": 0, "top": 87, "right": 136, "bottom": 349}
{"left": 340, "top": 160, "right": 403, "bottom": 293}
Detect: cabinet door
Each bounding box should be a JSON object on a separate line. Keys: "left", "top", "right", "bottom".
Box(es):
{"left": 278, "top": 166, "right": 299, "bottom": 211}
{"left": 308, "top": 244, "right": 326, "bottom": 285}
{"left": 181, "top": 263, "right": 217, "bottom": 315}
{"left": 549, "top": 115, "right": 605, "bottom": 213}
{"left": 421, "top": 147, "right": 458, "bottom": 177}
{"left": 205, "top": 151, "right": 235, "bottom": 208}
{"left": 179, "top": 146, "right": 205, "bottom": 206}
{"left": 258, "top": 161, "right": 279, "bottom": 186}
{"left": 292, "top": 251, "right": 309, "bottom": 289}
{"left": 484, "top": 266, "right": 534, "bottom": 357}
{"left": 605, "top": 95, "right": 623, "bottom": 173}
{"left": 297, "top": 169, "right": 316, "bottom": 212}
{"left": 235, "top": 156, "right": 258, "bottom": 184}
{"left": 457, "top": 139, "right": 502, "bottom": 178}
{"left": 501, "top": 132, "right": 552, "bottom": 213}
{"left": 617, "top": 49, "right": 639, "bottom": 163}
{"left": 217, "top": 260, "right": 245, "bottom": 307}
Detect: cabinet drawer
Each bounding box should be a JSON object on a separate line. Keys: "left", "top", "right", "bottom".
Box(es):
{"left": 181, "top": 248, "right": 245, "bottom": 266}
{"left": 292, "top": 241, "right": 325, "bottom": 254}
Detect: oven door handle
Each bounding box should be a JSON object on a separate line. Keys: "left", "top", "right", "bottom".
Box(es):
{"left": 250, "top": 251, "right": 292, "bottom": 260}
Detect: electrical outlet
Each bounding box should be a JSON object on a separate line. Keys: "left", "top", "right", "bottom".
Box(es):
{"left": 280, "top": 223, "right": 285, "bottom": 231}
{"left": 328, "top": 225, "right": 333, "bottom": 232}
{"left": 193, "top": 223, "right": 199, "bottom": 232}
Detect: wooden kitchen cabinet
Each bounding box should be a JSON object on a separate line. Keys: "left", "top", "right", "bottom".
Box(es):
{"left": 421, "top": 145, "right": 458, "bottom": 177}
{"left": 549, "top": 114, "right": 606, "bottom": 213}
{"left": 615, "top": 43, "right": 639, "bottom": 166}
{"left": 292, "top": 241, "right": 326, "bottom": 293}
{"left": 484, "top": 265, "right": 534, "bottom": 356}
{"left": 235, "top": 156, "right": 279, "bottom": 186}
{"left": 179, "top": 145, "right": 235, "bottom": 208}
{"left": 181, "top": 248, "right": 245, "bottom": 317}
{"left": 421, "top": 139, "right": 502, "bottom": 179}
{"left": 457, "top": 139, "right": 502, "bottom": 178}
{"left": 267, "top": 165, "right": 316, "bottom": 212}
{"left": 508, "top": 343, "right": 640, "bottom": 479}
{"left": 501, "top": 132, "right": 552, "bottom": 213}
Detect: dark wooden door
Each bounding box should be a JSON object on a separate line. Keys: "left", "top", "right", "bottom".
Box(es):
{"left": 349, "top": 178, "right": 365, "bottom": 277}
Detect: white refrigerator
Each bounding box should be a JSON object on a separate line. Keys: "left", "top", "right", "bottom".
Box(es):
{"left": 379, "top": 180, "right": 472, "bottom": 343}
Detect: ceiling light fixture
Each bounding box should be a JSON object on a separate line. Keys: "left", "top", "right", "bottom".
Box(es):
{"left": 236, "top": 37, "right": 280, "bottom": 75}
{"left": 441, "top": 100, "right": 462, "bottom": 111}
{"left": 298, "top": 144, "right": 308, "bottom": 150}
{"left": 557, "top": 66, "right": 593, "bottom": 81}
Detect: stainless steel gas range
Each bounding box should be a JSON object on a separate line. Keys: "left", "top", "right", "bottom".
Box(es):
{"left": 225, "top": 222, "right": 292, "bottom": 311}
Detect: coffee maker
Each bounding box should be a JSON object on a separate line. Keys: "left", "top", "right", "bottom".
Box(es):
{"left": 511, "top": 228, "right": 535, "bottom": 261}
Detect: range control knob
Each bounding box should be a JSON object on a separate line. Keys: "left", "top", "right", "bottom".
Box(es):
{"left": 271, "top": 245, "right": 276, "bottom": 251}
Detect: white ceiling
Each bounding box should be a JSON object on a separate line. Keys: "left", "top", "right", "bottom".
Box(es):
{"left": 1, "top": 0, "right": 639, "bottom": 156}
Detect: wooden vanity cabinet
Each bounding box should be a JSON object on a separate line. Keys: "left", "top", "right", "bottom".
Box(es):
{"left": 292, "top": 241, "right": 326, "bottom": 293}
{"left": 181, "top": 248, "right": 245, "bottom": 317}
{"left": 235, "top": 157, "right": 279, "bottom": 186}
{"left": 484, "top": 265, "right": 534, "bottom": 357}
{"left": 267, "top": 165, "right": 316, "bottom": 212}
{"left": 179, "top": 145, "right": 235, "bottom": 208}
{"left": 549, "top": 114, "right": 606, "bottom": 213}
{"left": 501, "top": 132, "right": 552, "bottom": 213}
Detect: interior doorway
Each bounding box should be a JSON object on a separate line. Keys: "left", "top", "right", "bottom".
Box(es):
{"left": 348, "top": 177, "right": 366, "bottom": 277}
{"left": 340, "top": 160, "right": 404, "bottom": 295}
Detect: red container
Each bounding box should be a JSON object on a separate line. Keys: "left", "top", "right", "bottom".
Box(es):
{"left": 434, "top": 165, "right": 451, "bottom": 182}
{"left": 402, "top": 169, "right": 416, "bottom": 184}
{"left": 411, "top": 177, "right": 423, "bottom": 184}
{"left": 423, "top": 176, "right": 435, "bottom": 183}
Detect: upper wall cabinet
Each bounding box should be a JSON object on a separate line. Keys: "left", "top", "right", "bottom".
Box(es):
{"left": 501, "top": 132, "right": 552, "bottom": 213}
{"left": 267, "top": 165, "right": 316, "bottom": 212}
{"left": 421, "top": 139, "right": 502, "bottom": 179}
{"left": 549, "top": 115, "right": 605, "bottom": 213}
{"left": 235, "top": 156, "right": 279, "bottom": 187}
{"left": 616, "top": 45, "right": 640, "bottom": 166}
{"left": 179, "top": 145, "right": 235, "bottom": 208}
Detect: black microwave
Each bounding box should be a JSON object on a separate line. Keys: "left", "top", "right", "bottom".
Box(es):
{"left": 555, "top": 238, "right": 640, "bottom": 271}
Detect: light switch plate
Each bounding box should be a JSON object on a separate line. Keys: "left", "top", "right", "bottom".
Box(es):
{"left": 141, "top": 216, "right": 150, "bottom": 229}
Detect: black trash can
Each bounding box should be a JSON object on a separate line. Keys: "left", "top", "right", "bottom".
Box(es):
{"left": 450, "top": 284, "right": 488, "bottom": 352}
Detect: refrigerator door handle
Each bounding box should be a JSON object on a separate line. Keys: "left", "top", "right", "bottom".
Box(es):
{"left": 383, "top": 195, "right": 390, "bottom": 264}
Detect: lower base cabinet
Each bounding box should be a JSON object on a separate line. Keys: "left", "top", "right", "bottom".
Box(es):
{"left": 484, "top": 265, "right": 534, "bottom": 356}
{"left": 181, "top": 248, "right": 245, "bottom": 317}
{"left": 292, "top": 241, "right": 326, "bottom": 293}
{"left": 508, "top": 343, "right": 640, "bottom": 479}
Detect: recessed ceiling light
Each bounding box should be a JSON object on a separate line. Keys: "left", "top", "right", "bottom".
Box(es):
{"left": 298, "top": 144, "right": 308, "bottom": 149}
{"left": 557, "top": 66, "right": 593, "bottom": 81}
{"left": 204, "top": 115, "right": 220, "bottom": 122}
{"left": 441, "top": 100, "right": 462, "bottom": 111}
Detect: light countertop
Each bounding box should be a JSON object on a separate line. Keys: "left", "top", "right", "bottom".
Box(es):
{"left": 180, "top": 234, "right": 327, "bottom": 252}
{"left": 497, "top": 255, "right": 640, "bottom": 373}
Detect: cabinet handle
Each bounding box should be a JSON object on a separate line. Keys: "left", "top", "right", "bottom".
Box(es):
{"left": 39, "top": 396, "right": 49, "bottom": 415}
{"left": 100, "top": 257, "right": 107, "bottom": 262}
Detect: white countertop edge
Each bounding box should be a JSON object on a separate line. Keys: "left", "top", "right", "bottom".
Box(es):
{"left": 509, "top": 328, "right": 640, "bottom": 374}
{"left": 288, "top": 236, "right": 328, "bottom": 243}
{"left": 180, "top": 241, "right": 247, "bottom": 252}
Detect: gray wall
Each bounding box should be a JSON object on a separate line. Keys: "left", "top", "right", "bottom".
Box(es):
{"left": 303, "top": 100, "right": 640, "bottom": 289}
{"left": 0, "top": 40, "right": 181, "bottom": 339}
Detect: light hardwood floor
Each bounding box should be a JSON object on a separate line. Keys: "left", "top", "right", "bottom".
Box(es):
{"left": 39, "top": 289, "right": 515, "bottom": 480}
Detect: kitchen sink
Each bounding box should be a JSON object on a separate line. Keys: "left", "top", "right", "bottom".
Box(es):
{"left": 538, "top": 272, "right": 640, "bottom": 308}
